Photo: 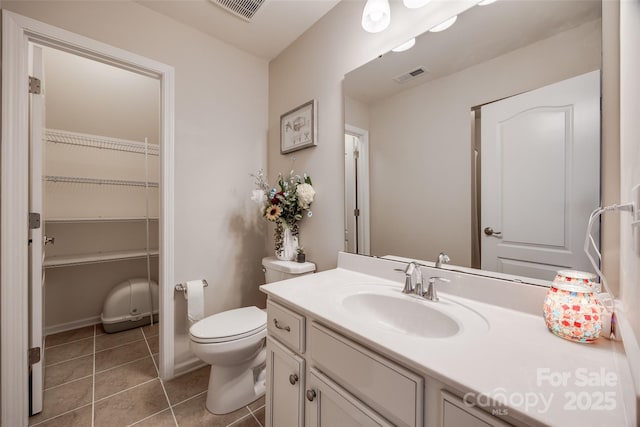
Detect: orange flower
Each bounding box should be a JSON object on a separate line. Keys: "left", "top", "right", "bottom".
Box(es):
{"left": 265, "top": 204, "right": 282, "bottom": 221}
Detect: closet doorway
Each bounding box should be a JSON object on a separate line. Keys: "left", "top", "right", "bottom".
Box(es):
{"left": 30, "top": 45, "right": 161, "bottom": 414}
{"left": 2, "top": 11, "right": 175, "bottom": 425}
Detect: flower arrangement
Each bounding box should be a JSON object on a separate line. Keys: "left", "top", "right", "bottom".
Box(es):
{"left": 252, "top": 169, "right": 315, "bottom": 259}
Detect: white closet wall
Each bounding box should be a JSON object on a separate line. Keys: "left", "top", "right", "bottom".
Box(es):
{"left": 42, "top": 47, "right": 160, "bottom": 334}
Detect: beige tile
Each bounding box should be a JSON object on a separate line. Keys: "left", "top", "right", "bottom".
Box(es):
{"left": 247, "top": 396, "right": 265, "bottom": 412}
{"left": 28, "top": 377, "right": 92, "bottom": 425}
{"left": 45, "top": 326, "right": 94, "bottom": 348}
{"left": 164, "top": 366, "right": 210, "bottom": 405}
{"left": 95, "top": 340, "right": 150, "bottom": 372}
{"left": 94, "top": 379, "right": 168, "bottom": 426}
{"left": 31, "top": 404, "right": 92, "bottom": 427}
{"left": 94, "top": 357, "right": 158, "bottom": 400}
{"left": 95, "top": 328, "right": 143, "bottom": 352}
{"left": 131, "top": 409, "right": 176, "bottom": 427}
{"left": 173, "top": 393, "right": 251, "bottom": 427}
{"left": 142, "top": 322, "right": 159, "bottom": 338}
{"left": 229, "top": 414, "right": 261, "bottom": 427}
{"left": 45, "top": 338, "right": 94, "bottom": 366}
{"left": 146, "top": 335, "right": 159, "bottom": 354}
{"left": 44, "top": 355, "right": 93, "bottom": 389}
{"left": 250, "top": 406, "right": 265, "bottom": 427}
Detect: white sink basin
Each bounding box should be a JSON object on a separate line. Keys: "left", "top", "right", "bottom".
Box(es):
{"left": 342, "top": 292, "right": 460, "bottom": 338}
{"left": 337, "top": 285, "right": 489, "bottom": 339}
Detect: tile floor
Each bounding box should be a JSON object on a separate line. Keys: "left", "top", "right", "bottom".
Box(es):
{"left": 30, "top": 323, "right": 265, "bottom": 427}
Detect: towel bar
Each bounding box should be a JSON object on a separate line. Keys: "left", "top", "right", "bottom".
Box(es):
{"left": 175, "top": 279, "right": 208, "bottom": 293}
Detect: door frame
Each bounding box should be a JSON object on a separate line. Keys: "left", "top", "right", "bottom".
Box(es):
{"left": 345, "top": 124, "right": 371, "bottom": 255}
{"left": 1, "top": 10, "right": 176, "bottom": 425}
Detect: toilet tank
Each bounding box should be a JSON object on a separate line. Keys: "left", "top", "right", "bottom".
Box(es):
{"left": 262, "top": 257, "right": 315, "bottom": 283}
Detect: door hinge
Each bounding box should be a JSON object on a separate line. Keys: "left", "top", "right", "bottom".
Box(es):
{"left": 29, "top": 212, "right": 41, "bottom": 229}
{"left": 28, "top": 347, "right": 41, "bottom": 366}
{"left": 29, "top": 76, "right": 42, "bottom": 94}
{"left": 354, "top": 208, "right": 360, "bottom": 217}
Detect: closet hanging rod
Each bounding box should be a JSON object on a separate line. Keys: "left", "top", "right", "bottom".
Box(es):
{"left": 45, "top": 175, "right": 159, "bottom": 188}
{"left": 44, "top": 129, "right": 159, "bottom": 156}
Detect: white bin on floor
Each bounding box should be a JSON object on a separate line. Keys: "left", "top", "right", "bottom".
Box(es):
{"left": 101, "top": 278, "right": 159, "bottom": 333}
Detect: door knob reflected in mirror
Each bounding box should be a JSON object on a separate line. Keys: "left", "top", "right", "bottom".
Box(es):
{"left": 306, "top": 389, "right": 316, "bottom": 401}
{"left": 289, "top": 374, "right": 298, "bottom": 385}
{"left": 483, "top": 227, "right": 502, "bottom": 237}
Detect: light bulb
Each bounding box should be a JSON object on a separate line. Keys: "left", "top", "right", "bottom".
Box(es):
{"left": 403, "top": 0, "right": 432, "bottom": 9}
{"left": 429, "top": 15, "right": 457, "bottom": 32}
{"left": 391, "top": 38, "right": 416, "bottom": 53}
{"left": 362, "top": 0, "right": 391, "bottom": 33}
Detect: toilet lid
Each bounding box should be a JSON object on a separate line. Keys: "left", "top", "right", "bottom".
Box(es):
{"left": 190, "top": 306, "right": 266, "bottom": 343}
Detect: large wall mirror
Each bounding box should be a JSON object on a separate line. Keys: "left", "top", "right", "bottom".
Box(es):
{"left": 343, "top": 0, "right": 602, "bottom": 284}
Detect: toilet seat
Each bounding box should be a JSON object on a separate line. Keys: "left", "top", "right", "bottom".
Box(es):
{"left": 190, "top": 306, "right": 266, "bottom": 344}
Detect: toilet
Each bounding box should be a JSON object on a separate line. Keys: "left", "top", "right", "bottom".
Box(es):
{"left": 189, "top": 256, "right": 315, "bottom": 414}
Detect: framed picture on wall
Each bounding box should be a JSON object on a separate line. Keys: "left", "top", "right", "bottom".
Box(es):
{"left": 280, "top": 99, "right": 317, "bottom": 154}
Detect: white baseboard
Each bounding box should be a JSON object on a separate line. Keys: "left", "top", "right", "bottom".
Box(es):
{"left": 173, "top": 356, "right": 206, "bottom": 378}
{"left": 44, "top": 315, "right": 101, "bottom": 336}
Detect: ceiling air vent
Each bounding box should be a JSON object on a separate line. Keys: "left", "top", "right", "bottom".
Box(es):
{"left": 211, "top": 0, "right": 266, "bottom": 22}
{"left": 393, "top": 67, "right": 428, "bottom": 84}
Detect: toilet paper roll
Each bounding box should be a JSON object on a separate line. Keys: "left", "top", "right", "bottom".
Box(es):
{"left": 184, "top": 280, "right": 205, "bottom": 323}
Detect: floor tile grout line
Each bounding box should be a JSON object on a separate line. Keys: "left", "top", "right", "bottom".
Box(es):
{"left": 28, "top": 402, "right": 93, "bottom": 427}
{"left": 170, "top": 389, "right": 207, "bottom": 409}
{"left": 126, "top": 407, "right": 171, "bottom": 427}
{"left": 91, "top": 323, "right": 96, "bottom": 427}
{"left": 142, "top": 327, "right": 179, "bottom": 426}
{"left": 43, "top": 373, "right": 93, "bottom": 392}
{"left": 94, "top": 336, "right": 147, "bottom": 354}
{"left": 45, "top": 334, "right": 94, "bottom": 350}
{"left": 93, "top": 376, "right": 159, "bottom": 404}
{"left": 40, "top": 374, "right": 92, "bottom": 392}
{"left": 247, "top": 403, "right": 265, "bottom": 427}
{"left": 226, "top": 413, "right": 260, "bottom": 427}
{"left": 45, "top": 352, "right": 94, "bottom": 368}
{"left": 94, "top": 353, "right": 156, "bottom": 376}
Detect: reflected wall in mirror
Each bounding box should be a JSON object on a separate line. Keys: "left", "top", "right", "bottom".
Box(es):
{"left": 344, "top": 0, "right": 602, "bottom": 284}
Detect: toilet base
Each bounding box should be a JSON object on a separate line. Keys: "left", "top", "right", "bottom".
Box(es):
{"left": 205, "top": 348, "right": 266, "bottom": 414}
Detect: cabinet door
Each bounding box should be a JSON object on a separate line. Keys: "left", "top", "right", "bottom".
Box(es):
{"left": 441, "top": 391, "right": 511, "bottom": 427}
{"left": 266, "top": 337, "right": 305, "bottom": 427}
{"left": 306, "top": 369, "right": 393, "bottom": 427}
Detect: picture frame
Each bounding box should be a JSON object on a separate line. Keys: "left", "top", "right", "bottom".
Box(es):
{"left": 280, "top": 99, "right": 317, "bottom": 154}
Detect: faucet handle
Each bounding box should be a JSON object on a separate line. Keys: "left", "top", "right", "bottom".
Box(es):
{"left": 401, "top": 261, "right": 418, "bottom": 294}
{"left": 425, "top": 276, "right": 450, "bottom": 301}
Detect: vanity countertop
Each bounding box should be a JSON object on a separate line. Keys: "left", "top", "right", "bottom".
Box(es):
{"left": 260, "top": 257, "right": 635, "bottom": 427}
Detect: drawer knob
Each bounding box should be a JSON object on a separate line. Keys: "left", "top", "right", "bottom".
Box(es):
{"left": 289, "top": 374, "right": 298, "bottom": 385}
{"left": 273, "top": 318, "right": 291, "bottom": 332}
{"left": 306, "top": 389, "right": 316, "bottom": 402}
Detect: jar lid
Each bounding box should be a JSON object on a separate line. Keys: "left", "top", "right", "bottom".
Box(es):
{"left": 556, "top": 270, "right": 597, "bottom": 282}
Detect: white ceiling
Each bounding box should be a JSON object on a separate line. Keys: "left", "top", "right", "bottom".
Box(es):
{"left": 344, "top": 0, "right": 602, "bottom": 104}
{"left": 137, "top": 0, "right": 340, "bottom": 60}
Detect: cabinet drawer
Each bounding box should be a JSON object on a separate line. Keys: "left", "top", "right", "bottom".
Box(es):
{"left": 310, "top": 322, "right": 423, "bottom": 427}
{"left": 267, "top": 300, "right": 305, "bottom": 353}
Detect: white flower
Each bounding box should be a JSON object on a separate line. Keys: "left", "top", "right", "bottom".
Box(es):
{"left": 296, "top": 183, "right": 315, "bottom": 209}
{"left": 251, "top": 189, "right": 267, "bottom": 205}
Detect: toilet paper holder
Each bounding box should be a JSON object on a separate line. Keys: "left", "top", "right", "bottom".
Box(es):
{"left": 175, "top": 279, "right": 209, "bottom": 293}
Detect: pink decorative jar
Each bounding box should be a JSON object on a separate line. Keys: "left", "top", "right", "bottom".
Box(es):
{"left": 543, "top": 281, "right": 602, "bottom": 343}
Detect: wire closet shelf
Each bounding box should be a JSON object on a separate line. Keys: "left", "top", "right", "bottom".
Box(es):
{"left": 44, "top": 128, "right": 160, "bottom": 156}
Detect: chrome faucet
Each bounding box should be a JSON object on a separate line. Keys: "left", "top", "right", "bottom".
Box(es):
{"left": 424, "top": 277, "right": 450, "bottom": 302}
{"left": 435, "top": 252, "right": 450, "bottom": 269}
{"left": 402, "top": 261, "right": 422, "bottom": 294}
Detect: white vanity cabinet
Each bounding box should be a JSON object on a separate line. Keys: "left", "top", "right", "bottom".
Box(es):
{"left": 265, "top": 299, "right": 423, "bottom": 427}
